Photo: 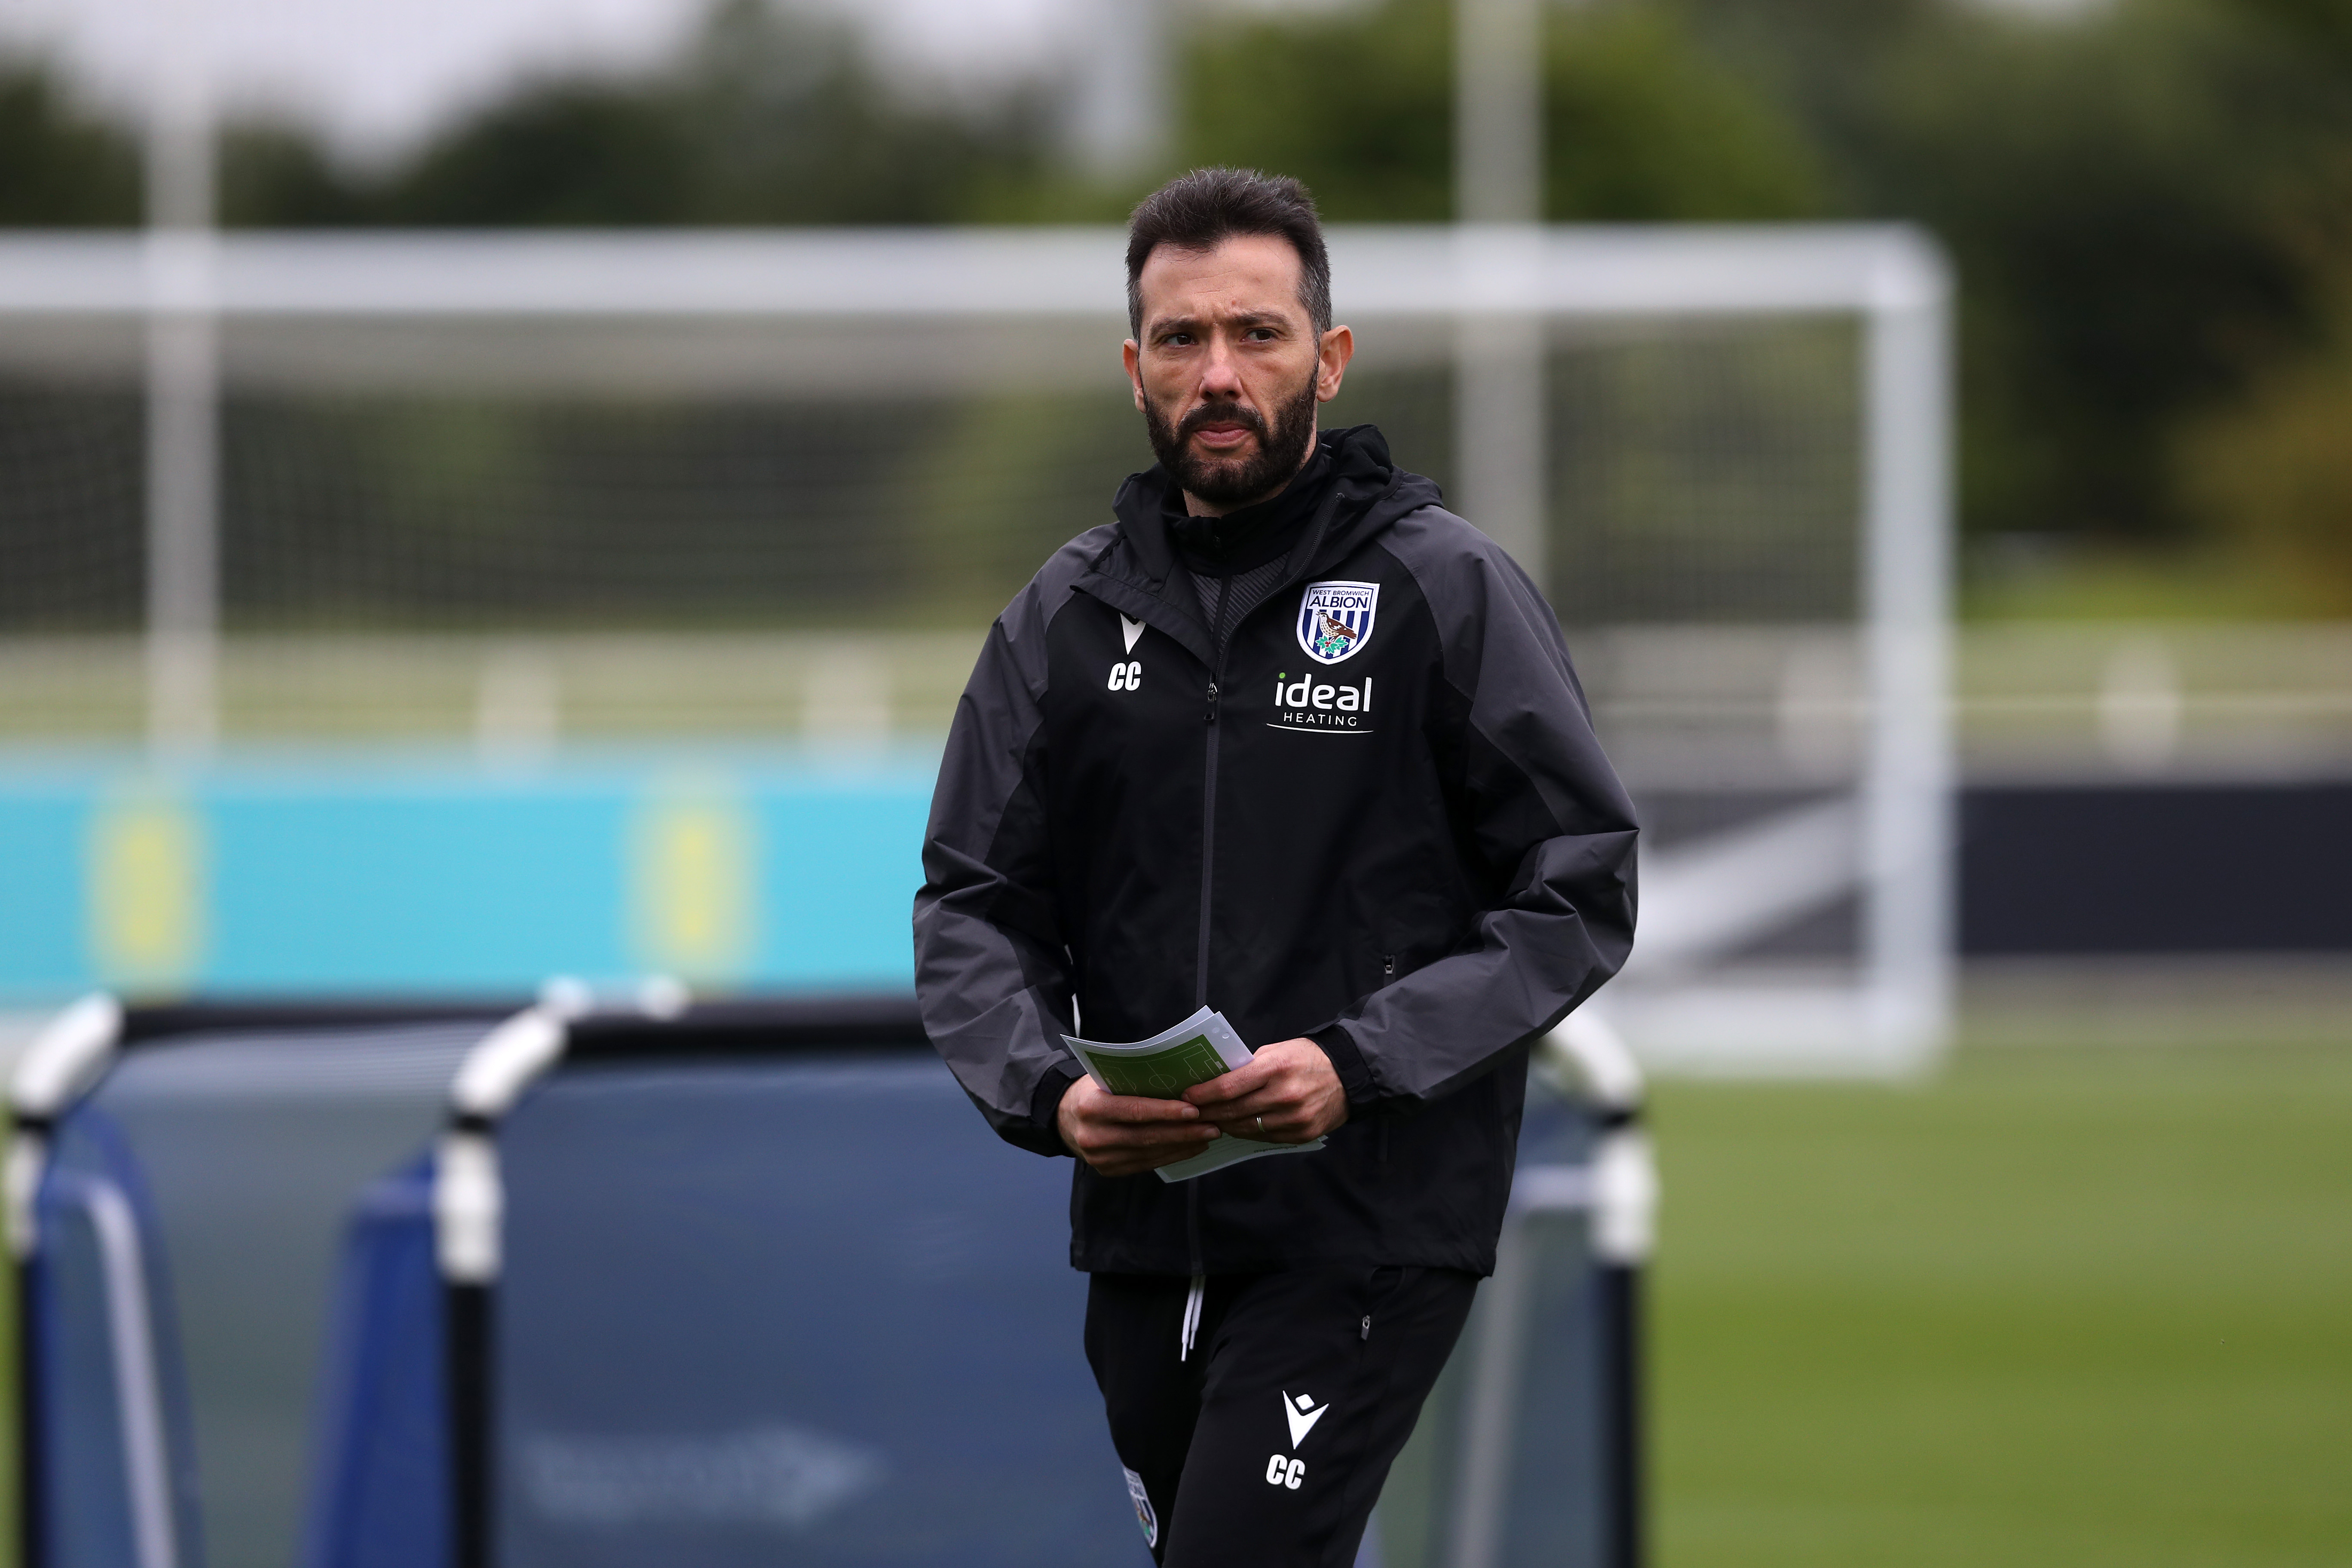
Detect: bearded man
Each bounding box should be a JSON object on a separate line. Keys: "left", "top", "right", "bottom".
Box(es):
{"left": 915, "top": 167, "right": 1637, "bottom": 1568}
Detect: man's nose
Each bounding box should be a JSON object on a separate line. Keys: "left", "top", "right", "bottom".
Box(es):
{"left": 1198, "top": 335, "right": 1245, "bottom": 396}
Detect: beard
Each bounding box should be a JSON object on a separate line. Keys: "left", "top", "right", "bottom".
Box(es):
{"left": 1144, "top": 368, "right": 1320, "bottom": 509}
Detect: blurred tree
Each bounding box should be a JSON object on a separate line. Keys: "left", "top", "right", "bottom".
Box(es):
{"left": 1181, "top": 0, "right": 1822, "bottom": 222}
{"left": 377, "top": 0, "right": 1053, "bottom": 225}
{"left": 219, "top": 122, "right": 378, "bottom": 225}
{"left": 1677, "top": 0, "right": 2352, "bottom": 546}
{"left": 1544, "top": 3, "right": 1826, "bottom": 219}
{"left": 2179, "top": 268, "right": 2352, "bottom": 609}
{"left": 387, "top": 79, "right": 700, "bottom": 224}
{"left": 1182, "top": 0, "right": 1453, "bottom": 220}
{"left": 0, "top": 57, "right": 140, "bottom": 224}
{"left": 1868, "top": 5, "right": 2323, "bottom": 540}
{"left": 213, "top": 0, "right": 1058, "bottom": 227}
{"left": 2234, "top": 0, "right": 2352, "bottom": 61}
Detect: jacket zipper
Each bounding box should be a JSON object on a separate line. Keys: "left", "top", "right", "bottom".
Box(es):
{"left": 1187, "top": 680, "right": 1219, "bottom": 1270}
{"left": 1189, "top": 577, "right": 1232, "bottom": 1277}
{"left": 1195, "top": 677, "right": 1221, "bottom": 1008}
{"left": 1195, "top": 575, "right": 1231, "bottom": 1009}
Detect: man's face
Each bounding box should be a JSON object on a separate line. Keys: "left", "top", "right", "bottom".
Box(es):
{"left": 1124, "top": 234, "right": 1354, "bottom": 512}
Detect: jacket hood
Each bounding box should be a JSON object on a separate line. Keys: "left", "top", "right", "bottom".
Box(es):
{"left": 1106, "top": 424, "right": 1442, "bottom": 595}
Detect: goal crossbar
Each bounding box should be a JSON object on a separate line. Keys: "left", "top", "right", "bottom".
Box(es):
{"left": 0, "top": 225, "right": 1941, "bottom": 321}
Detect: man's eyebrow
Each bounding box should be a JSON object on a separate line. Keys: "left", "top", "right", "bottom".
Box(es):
{"left": 1147, "top": 308, "right": 1293, "bottom": 337}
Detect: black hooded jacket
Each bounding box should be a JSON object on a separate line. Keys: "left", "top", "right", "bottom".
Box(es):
{"left": 914, "top": 425, "right": 1638, "bottom": 1276}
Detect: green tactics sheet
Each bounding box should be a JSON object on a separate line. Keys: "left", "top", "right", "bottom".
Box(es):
{"left": 1085, "top": 1030, "right": 1231, "bottom": 1099}
{"left": 1062, "top": 1006, "right": 1328, "bottom": 1183}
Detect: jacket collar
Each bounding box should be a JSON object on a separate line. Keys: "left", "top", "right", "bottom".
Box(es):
{"left": 1078, "top": 425, "right": 1436, "bottom": 667}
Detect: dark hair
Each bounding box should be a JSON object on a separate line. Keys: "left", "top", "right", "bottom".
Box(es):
{"left": 1125, "top": 168, "right": 1332, "bottom": 340}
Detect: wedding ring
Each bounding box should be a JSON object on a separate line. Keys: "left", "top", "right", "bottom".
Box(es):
{"left": 1255, "top": 1115, "right": 1265, "bottom": 1134}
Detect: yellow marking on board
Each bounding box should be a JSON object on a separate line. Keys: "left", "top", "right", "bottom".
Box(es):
{"left": 88, "top": 793, "right": 208, "bottom": 987}
{"left": 630, "top": 787, "right": 758, "bottom": 981}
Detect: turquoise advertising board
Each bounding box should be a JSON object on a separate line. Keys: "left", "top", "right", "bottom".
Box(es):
{"left": 0, "top": 750, "right": 937, "bottom": 1004}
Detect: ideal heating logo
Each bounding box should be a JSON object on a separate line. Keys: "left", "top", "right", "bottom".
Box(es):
{"left": 1268, "top": 671, "right": 1374, "bottom": 733}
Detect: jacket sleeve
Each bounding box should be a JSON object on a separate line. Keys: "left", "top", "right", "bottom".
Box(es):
{"left": 913, "top": 554, "right": 1093, "bottom": 1156}
{"left": 1321, "top": 515, "right": 1638, "bottom": 1109}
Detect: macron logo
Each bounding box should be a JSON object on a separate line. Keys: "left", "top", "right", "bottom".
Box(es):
{"left": 1282, "top": 1391, "right": 1329, "bottom": 1449}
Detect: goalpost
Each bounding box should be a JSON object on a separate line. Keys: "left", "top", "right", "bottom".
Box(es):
{"left": 0, "top": 224, "right": 1952, "bottom": 1074}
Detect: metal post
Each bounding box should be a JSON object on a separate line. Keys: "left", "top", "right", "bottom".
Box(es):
{"left": 447, "top": 1278, "right": 495, "bottom": 1568}
{"left": 1069, "top": 0, "right": 1169, "bottom": 181}
{"left": 438, "top": 1122, "right": 505, "bottom": 1568}
{"left": 1444, "top": 1203, "right": 1534, "bottom": 1568}
{"left": 437, "top": 1005, "right": 574, "bottom": 1568}
{"left": 1453, "top": 0, "right": 1548, "bottom": 585}
{"left": 1859, "top": 250, "right": 1955, "bottom": 1068}
{"left": 17, "top": 1234, "right": 48, "bottom": 1568}
{"left": 1545, "top": 1011, "right": 1653, "bottom": 1566}
{"left": 1594, "top": 1261, "right": 1644, "bottom": 1568}
{"left": 1455, "top": 0, "right": 1542, "bottom": 226}
{"left": 144, "top": 51, "right": 220, "bottom": 757}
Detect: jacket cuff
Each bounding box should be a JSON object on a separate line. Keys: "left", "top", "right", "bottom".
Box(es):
{"left": 1310, "top": 1023, "right": 1379, "bottom": 1107}
{"left": 1029, "top": 1058, "right": 1084, "bottom": 1155}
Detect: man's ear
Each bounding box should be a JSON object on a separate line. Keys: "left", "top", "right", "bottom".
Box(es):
{"left": 1123, "top": 339, "right": 1146, "bottom": 412}
{"left": 1315, "top": 326, "right": 1355, "bottom": 403}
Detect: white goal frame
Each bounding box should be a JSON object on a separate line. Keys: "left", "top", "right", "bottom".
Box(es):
{"left": 0, "top": 224, "right": 1953, "bottom": 1075}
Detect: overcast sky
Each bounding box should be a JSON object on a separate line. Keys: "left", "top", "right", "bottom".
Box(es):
{"left": 0, "top": 0, "right": 2098, "bottom": 159}
{"left": 0, "top": 0, "right": 1098, "bottom": 156}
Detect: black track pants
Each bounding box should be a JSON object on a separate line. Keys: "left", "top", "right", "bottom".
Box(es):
{"left": 1085, "top": 1265, "right": 1480, "bottom": 1568}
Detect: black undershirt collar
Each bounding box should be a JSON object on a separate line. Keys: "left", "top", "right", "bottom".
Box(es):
{"left": 1164, "top": 441, "right": 1334, "bottom": 579}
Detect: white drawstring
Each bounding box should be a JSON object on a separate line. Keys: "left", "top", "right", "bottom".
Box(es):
{"left": 1179, "top": 1274, "right": 1205, "bottom": 1361}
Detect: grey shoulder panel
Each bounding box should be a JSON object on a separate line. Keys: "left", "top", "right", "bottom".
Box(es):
{"left": 1378, "top": 503, "right": 1581, "bottom": 693}
{"left": 997, "top": 521, "right": 1118, "bottom": 689}
{"left": 1335, "top": 504, "right": 1638, "bottom": 1103}
{"left": 914, "top": 524, "right": 1115, "bottom": 1157}
{"left": 1377, "top": 505, "right": 1610, "bottom": 834}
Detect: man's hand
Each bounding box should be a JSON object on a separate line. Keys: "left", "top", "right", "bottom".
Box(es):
{"left": 1184, "top": 1038, "right": 1349, "bottom": 1143}
{"left": 1058, "top": 1075, "right": 1224, "bottom": 1178}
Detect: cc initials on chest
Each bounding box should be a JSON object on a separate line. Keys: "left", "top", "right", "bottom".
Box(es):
{"left": 1107, "top": 613, "right": 1147, "bottom": 692}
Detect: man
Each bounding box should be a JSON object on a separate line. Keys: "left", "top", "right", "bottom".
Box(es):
{"left": 915, "top": 167, "right": 1636, "bottom": 1567}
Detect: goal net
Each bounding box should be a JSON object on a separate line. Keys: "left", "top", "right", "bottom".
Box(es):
{"left": 0, "top": 226, "right": 1952, "bottom": 1072}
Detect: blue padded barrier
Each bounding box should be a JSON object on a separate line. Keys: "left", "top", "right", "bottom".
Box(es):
{"left": 19, "top": 1015, "right": 494, "bottom": 1568}
{"left": 297, "top": 1046, "right": 1623, "bottom": 1568}
{"left": 30, "top": 1106, "right": 206, "bottom": 1568}
{"left": 490, "top": 1052, "right": 1133, "bottom": 1568}
{"left": 297, "top": 1159, "right": 448, "bottom": 1568}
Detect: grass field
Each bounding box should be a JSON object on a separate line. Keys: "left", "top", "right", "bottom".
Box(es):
{"left": 1651, "top": 1035, "right": 2352, "bottom": 1568}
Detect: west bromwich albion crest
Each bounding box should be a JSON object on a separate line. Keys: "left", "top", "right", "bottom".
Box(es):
{"left": 1296, "top": 580, "right": 1379, "bottom": 665}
